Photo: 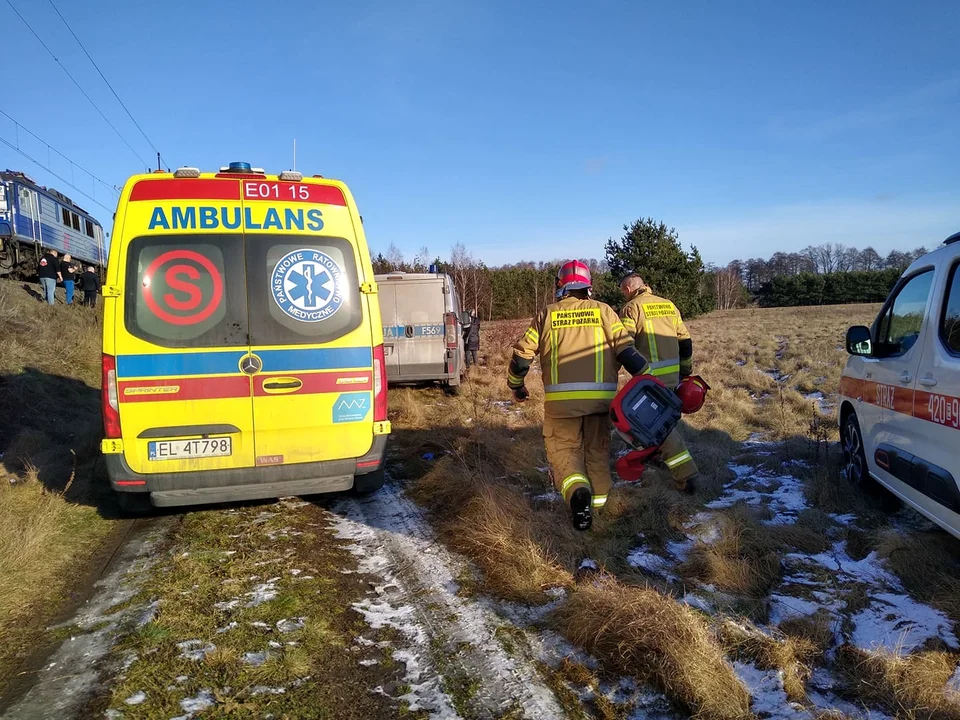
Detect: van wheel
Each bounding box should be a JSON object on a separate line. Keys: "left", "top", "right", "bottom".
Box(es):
{"left": 354, "top": 467, "right": 385, "bottom": 495}
{"left": 841, "top": 412, "right": 868, "bottom": 486}
{"left": 444, "top": 383, "right": 460, "bottom": 396}
{"left": 116, "top": 491, "right": 153, "bottom": 516}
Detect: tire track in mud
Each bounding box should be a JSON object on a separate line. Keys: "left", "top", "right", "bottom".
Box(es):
{"left": 1, "top": 516, "right": 178, "bottom": 720}
{"left": 330, "top": 479, "right": 565, "bottom": 719}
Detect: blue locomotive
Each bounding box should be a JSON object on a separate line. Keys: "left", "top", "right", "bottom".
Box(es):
{"left": 0, "top": 170, "right": 107, "bottom": 278}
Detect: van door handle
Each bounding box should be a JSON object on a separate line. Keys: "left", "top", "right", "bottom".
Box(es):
{"left": 900, "top": 371, "right": 913, "bottom": 384}
{"left": 262, "top": 378, "right": 303, "bottom": 394}
{"left": 919, "top": 375, "right": 938, "bottom": 388}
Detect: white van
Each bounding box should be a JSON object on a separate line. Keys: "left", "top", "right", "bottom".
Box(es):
{"left": 376, "top": 270, "right": 465, "bottom": 391}
{"left": 840, "top": 230, "right": 960, "bottom": 538}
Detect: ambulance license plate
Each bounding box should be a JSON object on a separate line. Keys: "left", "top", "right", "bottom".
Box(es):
{"left": 148, "top": 437, "right": 232, "bottom": 460}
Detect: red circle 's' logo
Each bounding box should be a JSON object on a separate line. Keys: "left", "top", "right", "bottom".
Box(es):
{"left": 142, "top": 249, "right": 223, "bottom": 325}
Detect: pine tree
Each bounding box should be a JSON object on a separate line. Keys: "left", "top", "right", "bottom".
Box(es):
{"left": 604, "top": 218, "right": 708, "bottom": 317}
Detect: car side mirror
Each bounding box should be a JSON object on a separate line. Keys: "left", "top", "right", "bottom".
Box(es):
{"left": 846, "top": 325, "right": 873, "bottom": 356}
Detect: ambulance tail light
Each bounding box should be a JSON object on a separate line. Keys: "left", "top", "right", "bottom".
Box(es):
{"left": 444, "top": 312, "right": 458, "bottom": 349}
{"left": 373, "top": 345, "right": 388, "bottom": 422}
{"left": 173, "top": 167, "right": 201, "bottom": 178}
{"left": 102, "top": 354, "right": 122, "bottom": 439}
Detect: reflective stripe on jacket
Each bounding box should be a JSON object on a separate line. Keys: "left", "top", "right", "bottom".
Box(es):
{"left": 619, "top": 288, "right": 690, "bottom": 387}
{"left": 510, "top": 297, "right": 638, "bottom": 418}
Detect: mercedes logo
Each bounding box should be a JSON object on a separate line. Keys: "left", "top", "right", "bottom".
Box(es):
{"left": 239, "top": 354, "right": 263, "bottom": 375}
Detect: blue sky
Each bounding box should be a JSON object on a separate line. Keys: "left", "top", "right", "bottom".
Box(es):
{"left": 1, "top": 0, "right": 957, "bottom": 267}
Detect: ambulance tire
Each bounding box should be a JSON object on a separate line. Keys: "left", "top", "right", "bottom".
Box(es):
{"left": 353, "top": 467, "right": 386, "bottom": 495}
{"left": 116, "top": 491, "right": 153, "bottom": 517}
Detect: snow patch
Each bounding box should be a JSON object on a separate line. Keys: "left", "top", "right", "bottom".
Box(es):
{"left": 123, "top": 691, "right": 147, "bottom": 706}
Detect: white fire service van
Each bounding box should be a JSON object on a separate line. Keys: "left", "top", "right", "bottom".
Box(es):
{"left": 376, "top": 270, "right": 466, "bottom": 392}
{"left": 840, "top": 231, "right": 960, "bottom": 538}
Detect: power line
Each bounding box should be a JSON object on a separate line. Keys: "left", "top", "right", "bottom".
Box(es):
{"left": 0, "top": 133, "right": 116, "bottom": 214}
{"left": 46, "top": 0, "right": 164, "bottom": 164}
{"left": 0, "top": 112, "right": 119, "bottom": 215}
{"left": 4, "top": 0, "right": 150, "bottom": 169}
{"left": 0, "top": 109, "right": 120, "bottom": 198}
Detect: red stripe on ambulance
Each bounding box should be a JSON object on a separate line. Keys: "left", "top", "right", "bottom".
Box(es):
{"left": 118, "top": 376, "right": 250, "bottom": 402}
{"left": 130, "top": 179, "right": 241, "bottom": 201}
{"left": 242, "top": 181, "right": 346, "bottom": 206}
{"left": 253, "top": 371, "right": 372, "bottom": 397}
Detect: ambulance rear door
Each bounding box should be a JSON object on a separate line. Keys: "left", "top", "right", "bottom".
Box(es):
{"left": 244, "top": 182, "right": 374, "bottom": 467}
{"left": 112, "top": 176, "right": 255, "bottom": 475}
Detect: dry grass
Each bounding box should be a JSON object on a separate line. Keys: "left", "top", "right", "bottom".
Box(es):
{"left": 0, "top": 279, "right": 116, "bottom": 688}
{"left": 554, "top": 580, "right": 751, "bottom": 719}
{"left": 835, "top": 644, "right": 960, "bottom": 719}
{"left": 396, "top": 302, "right": 960, "bottom": 717}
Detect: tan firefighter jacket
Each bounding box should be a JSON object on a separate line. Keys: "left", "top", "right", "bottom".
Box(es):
{"left": 619, "top": 287, "right": 692, "bottom": 387}
{"left": 508, "top": 296, "right": 648, "bottom": 418}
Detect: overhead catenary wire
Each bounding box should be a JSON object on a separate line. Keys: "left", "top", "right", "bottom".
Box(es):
{"left": 4, "top": 0, "right": 151, "bottom": 169}
{"left": 46, "top": 0, "right": 167, "bottom": 167}
{"left": 0, "top": 133, "right": 116, "bottom": 214}
{"left": 0, "top": 111, "right": 119, "bottom": 214}
{"left": 0, "top": 109, "right": 120, "bottom": 197}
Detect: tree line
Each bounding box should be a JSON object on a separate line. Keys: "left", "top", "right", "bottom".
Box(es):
{"left": 372, "top": 225, "right": 926, "bottom": 321}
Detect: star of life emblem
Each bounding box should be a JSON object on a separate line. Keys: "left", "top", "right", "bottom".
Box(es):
{"left": 271, "top": 249, "right": 344, "bottom": 322}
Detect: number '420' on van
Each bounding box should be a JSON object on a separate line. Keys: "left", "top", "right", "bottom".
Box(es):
{"left": 101, "top": 162, "right": 390, "bottom": 512}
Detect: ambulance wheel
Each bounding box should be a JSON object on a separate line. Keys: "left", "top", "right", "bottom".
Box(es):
{"left": 116, "top": 491, "right": 153, "bottom": 516}
{"left": 353, "top": 467, "right": 385, "bottom": 495}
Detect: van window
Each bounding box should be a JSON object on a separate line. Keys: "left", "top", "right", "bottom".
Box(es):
{"left": 124, "top": 235, "right": 248, "bottom": 348}
{"left": 876, "top": 269, "right": 933, "bottom": 357}
{"left": 940, "top": 263, "right": 960, "bottom": 354}
{"left": 245, "top": 236, "right": 362, "bottom": 346}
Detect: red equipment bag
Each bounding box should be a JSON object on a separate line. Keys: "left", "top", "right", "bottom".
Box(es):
{"left": 610, "top": 374, "right": 683, "bottom": 450}
{"left": 615, "top": 447, "right": 660, "bottom": 482}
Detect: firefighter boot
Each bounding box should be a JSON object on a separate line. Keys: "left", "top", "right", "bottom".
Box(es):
{"left": 570, "top": 487, "right": 593, "bottom": 531}
{"left": 660, "top": 429, "right": 699, "bottom": 493}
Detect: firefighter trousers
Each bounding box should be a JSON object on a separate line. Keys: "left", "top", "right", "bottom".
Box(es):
{"left": 543, "top": 413, "right": 612, "bottom": 511}
{"left": 659, "top": 428, "right": 698, "bottom": 490}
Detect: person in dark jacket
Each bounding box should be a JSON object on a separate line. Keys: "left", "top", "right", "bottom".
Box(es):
{"left": 80, "top": 266, "right": 100, "bottom": 308}
{"left": 37, "top": 248, "right": 62, "bottom": 305}
{"left": 464, "top": 310, "right": 481, "bottom": 368}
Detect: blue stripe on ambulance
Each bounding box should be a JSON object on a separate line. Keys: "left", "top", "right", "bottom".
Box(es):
{"left": 116, "top": 347, "right": 372, "bottom": 378}
{"left": 256, "top": 347, "right": 372, "bottom": 372}
{"left": 117, "top": 351, "right": 245, "bottom": 378}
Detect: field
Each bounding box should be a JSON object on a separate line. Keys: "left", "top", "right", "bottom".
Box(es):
{"left": 391, "top": 305, "right": 960, "bottom": 719}
{"left": 4, "top": 279, "right": 960, "bottom": 719}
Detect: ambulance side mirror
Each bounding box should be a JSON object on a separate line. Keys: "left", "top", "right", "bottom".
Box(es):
{"left": 846, "top": 325, "right": 873, "bottom": 356}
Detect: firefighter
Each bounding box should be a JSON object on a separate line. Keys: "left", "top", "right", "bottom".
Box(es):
{"left": 618, "top": 273, "right": 698, "bottom": 492}
{"left": 507, "top": 260, "right": 649, "bottom": 531}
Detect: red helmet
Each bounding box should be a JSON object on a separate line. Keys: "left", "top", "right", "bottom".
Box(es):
{"left": 676, "top": 375, "right": 710, "bottom": 414}
{"left": 556, "top": 260, "right": 592, "bottom": 296}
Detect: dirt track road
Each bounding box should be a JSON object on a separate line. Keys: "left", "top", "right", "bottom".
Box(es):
{"left": 1, "top": 481, "right": 579, "bottom": 720}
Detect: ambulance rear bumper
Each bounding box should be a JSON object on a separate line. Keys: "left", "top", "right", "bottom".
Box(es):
{"left": 106, "top": 435, "right": 388, "bottom": 508}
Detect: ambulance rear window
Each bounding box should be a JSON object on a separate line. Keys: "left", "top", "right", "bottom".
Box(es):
{"left": 245, "top": 235, "right": 362, "bottom": 346}
{"left": 124, "top": 235, "right": 249, "bottom": 348}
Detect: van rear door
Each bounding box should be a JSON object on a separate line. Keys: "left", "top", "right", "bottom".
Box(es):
{"left": 378, "top": 279, "right": 401, "bottom": 380}
{"left": 246, "top": 230, "right": 373, "bottom": 466}
{"left": 396, "top": 278, "right": 446, "bottom": 380}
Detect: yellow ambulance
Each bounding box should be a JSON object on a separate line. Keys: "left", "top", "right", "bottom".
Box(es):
{"left": 101, "top": 162, "right": 390, "bottom": 511}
